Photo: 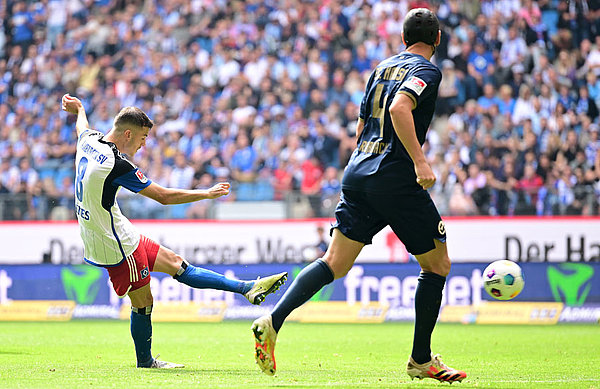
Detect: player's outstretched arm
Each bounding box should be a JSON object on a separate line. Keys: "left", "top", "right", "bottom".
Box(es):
{"left": 61, "top": 94, "right": 91, "bottom": 137}
{"left": 389, "top": 93, "right": 436, "bottom": 190}
{"left": 140, "top": 182, "right": 230, "bottom": 205}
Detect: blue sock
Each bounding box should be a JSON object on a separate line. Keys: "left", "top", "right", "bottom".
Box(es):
{"left": 174, "top": 261, "right": 253, "bottom": 294}
{"left": 271, "top": 259, "right": 334, "bottom": 332}
{"left": 411, "top": 271, "right": 446, "bottom": 364}
{"left": 130, "top": 306, "right": 153, "bottom": 367}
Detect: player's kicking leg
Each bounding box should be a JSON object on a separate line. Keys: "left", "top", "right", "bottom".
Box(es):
{"left": 252, "top": 229, "right": 364, "bottom": 375}
{"left": 153, "top": 246, "right": 287, "bottom": 305}
{"left": 408, "top": 239, "right": 466, "bottom": 383}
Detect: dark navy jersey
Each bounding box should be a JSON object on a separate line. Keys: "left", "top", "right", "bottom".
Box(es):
{"left": 342, "top": 52, "right": 442, "bottom": 194}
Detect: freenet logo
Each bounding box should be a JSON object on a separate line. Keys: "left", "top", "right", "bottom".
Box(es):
{"left": 61, "top": 265, "right": 103, "bottom": 305}
{"left": 547, "top": 263, "right": 594, "bottom": 306}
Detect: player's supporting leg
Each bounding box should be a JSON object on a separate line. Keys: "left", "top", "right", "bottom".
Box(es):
{"left": 271, "top": 229, "right": 363, "bottom": 331}
{"left": 269, "top": 259, "right": 333, "bottom": 331}
{"left": 252, "top": 229, "right": 364, "bottom": 375}
{"left": 128, "top": 284, "right": 183, "bottom": 368}
{"left": 153, "top": 246, "right": 287, "bottom": 305}
{"left": 411, "top": 240, "right": 449, "bottom": 365}
{"left": 407, "top": 239, "right": 466, "bottom": 382}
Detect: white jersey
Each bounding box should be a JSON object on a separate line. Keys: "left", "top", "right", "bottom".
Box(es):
{"left": 75, "top": 130, "right": 152, "bottom": 266}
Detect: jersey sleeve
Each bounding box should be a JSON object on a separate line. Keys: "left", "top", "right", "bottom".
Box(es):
{"left": 359, "top": 70, "right": 377, "bottom": 121}
{"left": 396, "top": 66, "right": 442, "bottom": 109}
{"left": 77, "top": 129, "right": 102, "bottom": 143}
{"left": 110, "top": 157, "right": 152, "bottom": 193}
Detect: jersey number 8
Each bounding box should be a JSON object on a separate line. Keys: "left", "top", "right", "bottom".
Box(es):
{"left": 75, "top": 157, "right": 88, "bottom": 202}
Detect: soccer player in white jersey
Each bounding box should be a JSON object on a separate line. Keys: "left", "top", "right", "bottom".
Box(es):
{"left": 62, "top": 94, "right": 287, "bottom": 369}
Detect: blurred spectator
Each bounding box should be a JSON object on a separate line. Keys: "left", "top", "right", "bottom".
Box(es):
{"left": 438, "top": 59, "right": 462, "bottom": 115}
{"left": 463, "top": 163, "right": 489, "bottom": 214}
{"left": 320, "top": 166, "right": 341, "bottom": 216}
{"left": 468, "top": 39, "right": 495, "bottom": 89}
{"left": 477, "top": 83, "right": 501, "bottom": 114}
{"left": 301, "top": 156, "right": 324, "bottom": 217}
{"left": 515, "top": 163, "right": 543, "bottom": 214}
{"left": 169, "top": 152, "right": 194, "bottom": 190}
{"left": 314, "top": 225, "right": 329, "bottom": 260}
{"left": 230, "top": 132, "right": 258, "bottom": 183}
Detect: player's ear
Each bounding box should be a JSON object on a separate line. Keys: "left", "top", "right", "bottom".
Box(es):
{"left": 401, "top": 32, "right": 406, "bottom": 46}
{"left": 435, "top": 30, "right": 441, "bottom": 46}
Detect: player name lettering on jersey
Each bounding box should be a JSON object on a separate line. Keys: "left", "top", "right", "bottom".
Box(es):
{"left": 80, "top": 141, "right": 108, "bottom": 165}
{"left": 376, "top": 66, "right": 409, "bottom": 82}
{"left": 75, "top": 204, "right": 90, "bottom": 220}
{"left": 402, "top": 76, "right": 427, "bottom": 96}
{"left": 358, "top": 140, "right": 389, "bottom": 155}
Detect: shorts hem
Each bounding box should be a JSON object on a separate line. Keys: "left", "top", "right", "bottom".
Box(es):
{"left": 116, "top": 285, "right": 132, "bottom": 298}
{"left": 408, "top": 237, "right": 445, "bottom": 256}
{"left": 330, "top": 224, "right": 373, "bottom": 245}
{"left": 127, "top": 277, "right": 151, "bottom": 294}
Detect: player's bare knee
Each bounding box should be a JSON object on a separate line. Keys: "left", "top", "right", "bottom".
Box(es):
{"left": 323, "top": 255, "right": 350, "bottom": 279}
{"left": 171, "top": 253, "right": 184, "bottom": 269}
{"left": 331, "top": 264, "right": 350, "bottom": 279}
{"left": 420, "top": 255, "right": 451, "bottom": 277}
{"left": 162, "top": 251, "right": 184, "bottom": 274}
{"left": 130, "top": 291, "right": 153, "bottom": 309}
{"left": 436, "top": 256, "right": 451, "bottom": 277}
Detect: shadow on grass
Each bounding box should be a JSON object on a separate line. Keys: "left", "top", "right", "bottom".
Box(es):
{"left": 0, "top": 350, "right": 34, "bottom": 355}
{"left": 141, "top": 367, "right": 252, "bottom": 374}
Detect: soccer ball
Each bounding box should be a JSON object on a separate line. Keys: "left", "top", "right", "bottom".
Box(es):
{"left": 482, "top": 260, "right": 524, "bottom": 300}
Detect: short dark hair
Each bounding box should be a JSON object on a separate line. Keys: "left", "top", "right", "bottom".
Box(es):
{"left": 403, "top": 8, "right": 439, "bottom": 47}
{"left": 113, "top": 107, "right": 154, "bottom": 132}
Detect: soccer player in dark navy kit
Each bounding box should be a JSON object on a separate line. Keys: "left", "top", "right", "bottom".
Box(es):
{"left": 252, "top": 9, "right": 467, "bottom": 383}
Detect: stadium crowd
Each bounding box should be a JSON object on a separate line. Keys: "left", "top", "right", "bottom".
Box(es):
{"left": 0, "top": 0, "right": 599, "bottom": 220}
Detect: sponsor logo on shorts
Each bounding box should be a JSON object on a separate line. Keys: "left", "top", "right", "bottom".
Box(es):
{"left": 438, "top": 221, "right": 446, "bottom": 235}
{"left": 135, "top": 170, "right": 148, "bottom": 183}
{"left": 140, "top": 267, "right": 149, "bottom": 279}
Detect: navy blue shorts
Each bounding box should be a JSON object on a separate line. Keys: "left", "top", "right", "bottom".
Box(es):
{"left": 331, "top": 189, "right": 446, "bottom": 255}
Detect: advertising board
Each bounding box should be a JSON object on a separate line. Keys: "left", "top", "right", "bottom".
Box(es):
{"left": 1, "top": 218, "right": 599, "bottom": 264}
{"left": 1, "top": 262, "right": 599, "bottom": 322}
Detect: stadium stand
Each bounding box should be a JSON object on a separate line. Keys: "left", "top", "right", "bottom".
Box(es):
{"left": 0, "top": 0, "right": 599, "bottom": 220}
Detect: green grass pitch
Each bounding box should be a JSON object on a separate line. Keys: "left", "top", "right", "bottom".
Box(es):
{"left": 0, "top": 321, "right": 598, "bottom": 388}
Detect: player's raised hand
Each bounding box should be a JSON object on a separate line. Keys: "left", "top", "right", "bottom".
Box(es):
{"left": 415, "top": 161, "right": 436, "bottom": 190}
{"left": 205, "top": 182, "right": 231, "bottom": 199}
{"left": 61, "top": 94, "right": 83, "bottom": 115}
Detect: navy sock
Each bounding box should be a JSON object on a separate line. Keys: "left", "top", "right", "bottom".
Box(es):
{"left": 130, "top": 306, "right": 153, "bottom": 367}
{"left": 411, "top": 271, "right": 446, "bottom": 364}
{"left": 271, "top": 259, "right": 334, "bottom": 333}
{"left": 174, "top": 261, "right": 252, "bottom": 294}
